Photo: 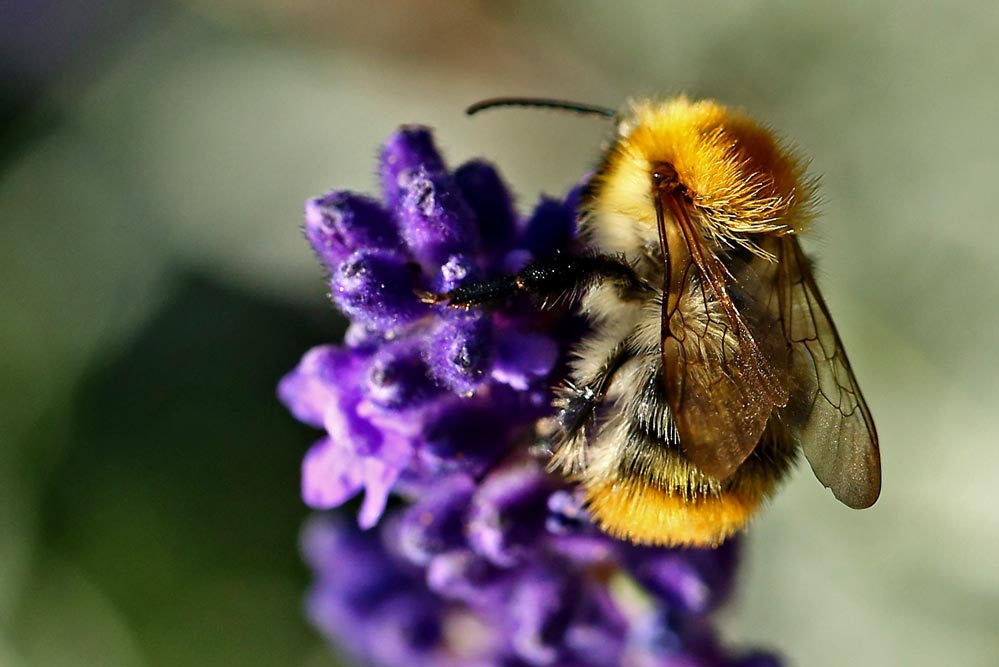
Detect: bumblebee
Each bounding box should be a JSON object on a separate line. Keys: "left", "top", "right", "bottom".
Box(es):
{"left": 443, "top": 96, "right": 881, "bottom": 547}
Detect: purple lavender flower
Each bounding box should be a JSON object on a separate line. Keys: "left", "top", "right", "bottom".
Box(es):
{"left": 281, "top": 126, "right": 781, "bottom": 666}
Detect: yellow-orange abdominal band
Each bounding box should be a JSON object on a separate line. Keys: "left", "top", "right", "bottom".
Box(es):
{"left": 585, "top": 478, "right": 765, "bottom": 547}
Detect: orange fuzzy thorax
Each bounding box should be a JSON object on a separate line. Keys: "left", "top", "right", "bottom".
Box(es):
{"left": 589, "top": 97, "right": 816, "bottom": 256}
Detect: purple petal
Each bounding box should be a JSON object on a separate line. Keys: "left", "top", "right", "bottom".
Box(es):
{"left": 322, "top": 392, "right": 383, "bottom": 457}
{"left": 277, "top": 345, "right": 364, "bottom": 429}
{"left": 491, "top": 331, "right": 559, "bottom": 390}
{"left": 563, "top": 586, "right": 628, "bottom": 667}
{"left": 301, "top": 437, "right": 364, "bottom": 509}
{"left": 300, "top": 514, "right": 400, "bottom": 593}
{"left": 306, "top": 581, "right": 367, "bottom": 657}
{"left": 426, "top": 549, "right": 510, "bottom": 608}
{"left": 356, "top": 397, "right": 426, "bottom": 440}
{"left": 543, "top": 489, "right": 618, "bottom": 565}
{"left": 628, "top": 607, "right": 722, "bottom": 664}
{"left": 418, "top": 399, "right": 512, "bottom": 477}
{"left": 302, "top": 516, "right": 443, "bottom": 666}
{"left": 508, "top": 567, "right": 577, "bottom": 665}
{"left": 625, "top": 540, "right": 740, "bottom": 615}
{"left": 358, "top": 434, "right": 414, "bottom": 529}
{"left": 361, "top": 592, "right": 444, "bottom": 667}
{"left": 519, "top": 192, "right": 577, "bottom": 259}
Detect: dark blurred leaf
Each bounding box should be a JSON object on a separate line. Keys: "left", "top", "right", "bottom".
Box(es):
{"left": 32, "top": 269, "right": 345, "bottom": 666}
{"left": 0, "top": 95, "right": 63, "bottom": 172}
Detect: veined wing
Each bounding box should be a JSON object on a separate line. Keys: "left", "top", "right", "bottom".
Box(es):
{"left": 775, "top": 235, "right": 881, "bottom": 508}
{"left": 658, "top": 191, "right": 789, "bottom": 480}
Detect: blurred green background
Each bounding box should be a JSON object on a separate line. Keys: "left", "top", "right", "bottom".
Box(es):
{"left": 2, "top": 2, "right": 998, "bottom": 665}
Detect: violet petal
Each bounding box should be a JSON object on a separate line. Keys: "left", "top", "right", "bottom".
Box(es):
{"left": 277, "top": 345, "right": 362, "bottom": 429}
{"left": 491, "top": 331, "right": 559, "bottom": 390}
{"left": 519, "top": 193, "right": 577, "bottom": 259}
{"left": 301, "top": 437, "right": 364, "bottom": 509}
{"left": 418, "top": 400, "right": 512, "bottom": 477}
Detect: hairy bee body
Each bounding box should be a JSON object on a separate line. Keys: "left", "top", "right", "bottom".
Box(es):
{"left": 452, "top": 96, "right": 881, "bottom": 547}
{"left": 554, "top": 240, "right": 798, "bottom": 547}
{"left": 548, "top": 98, "right": 878, "bottom": 546}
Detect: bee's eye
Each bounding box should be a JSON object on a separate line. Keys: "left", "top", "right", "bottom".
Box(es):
{"left": 651, "top": 163, "right": 678, "bottom": 188}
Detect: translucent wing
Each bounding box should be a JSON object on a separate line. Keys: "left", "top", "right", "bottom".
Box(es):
{"left": 658, "top": 193, "right": 789, "bottom": 480}
{"left": 775, "top": 236, "right": 881, "bottom": 508}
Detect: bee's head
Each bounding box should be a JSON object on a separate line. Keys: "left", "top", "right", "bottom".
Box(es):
{"left": 583, "top": 97, "right": 815, "bottom": 257}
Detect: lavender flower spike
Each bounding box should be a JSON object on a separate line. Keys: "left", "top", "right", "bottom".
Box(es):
{"left": 281, "top": 126, "right": 782, "bottom": 667}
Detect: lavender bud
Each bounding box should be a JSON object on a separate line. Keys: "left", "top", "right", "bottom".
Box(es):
{"left": 303, "top": 517, "right": 444, "bottom": 667}
{"left": 426, "top": 549, "right": 509, "bottom": 608}
{"left": 625, "top": 539, "right": 740, "bottom": 615}
{"left": 365, "top": 340, "right": 440, "bottom": 408}
{"left": 395, "top": 475, "right": 476, "bottom": 566}
{"left": 331, "top": 248, "right": 425, "bottom": 332}
{"left": 381, "top": 125, "right": 447, "bottom": 209}
{"left": 467, "top": 463, "right": 555, "bottom": 568}
{"left": 400, "top": 169, "right": 478, "bottom": 268}
{"left": 424, "top": 310, "right": 493, "bottom": 396}
{"left": 491, "top": 331, "right": 559, "bottom": 391}
{"left": 454, "top": 160, "right": 516, "bottom": 257}
{"left": 545, "top": 489, "right": 589, "bottom": 535}
{"left": 301, "top": 515, "right": 406, "bottom": 606}
{"left": 509, "top": 567, "right": 577, "bottom": 665}
{"left": 361, "top": 593, "right": 443, "bottom": 667}
{"left": 561, "top": 586, "right": 627, "bottom": 666}
{"left": 520, "top": 194, "right": 577, "bottom": 259}
{"left": 418, "top": 401, "right": 511, "bottom": 477}
{"left": 305, "top": 191, "right": 399, "bottom": 268}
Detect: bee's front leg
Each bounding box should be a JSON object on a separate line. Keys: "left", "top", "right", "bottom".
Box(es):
{"left": 423, "top": 253, "right": 650, "bottom": 309}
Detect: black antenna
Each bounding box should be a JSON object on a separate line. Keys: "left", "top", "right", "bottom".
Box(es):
{"left": 466, "top": 97, "right": 615, "bottom": 119}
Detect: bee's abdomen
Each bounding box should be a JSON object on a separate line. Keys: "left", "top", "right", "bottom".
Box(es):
{"left": 553, "top": 278, "right": 798, "bottom": 547}
{"left": 581, "top": 351, "right": 797, "bottom": 547}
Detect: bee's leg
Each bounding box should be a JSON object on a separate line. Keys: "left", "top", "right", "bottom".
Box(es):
{"left": 556, "top": 382, "right": 601, "bottom": 437}
{"left": 429, "top": 254, "right": 649, "bottom": 308}
{"left": 548, "top": 341, "right": 632, "bottom": 473}
{"left": 556, "top": 342, "right": 631, "bottom": 439}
